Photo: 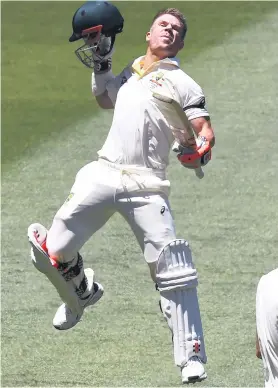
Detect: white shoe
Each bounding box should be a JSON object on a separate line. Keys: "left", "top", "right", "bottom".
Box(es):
{"left": 181, "top": 356, "right": 207, "bottom": 384}
{"left": 53, "top": 268, "right": 104, "bottom": 330}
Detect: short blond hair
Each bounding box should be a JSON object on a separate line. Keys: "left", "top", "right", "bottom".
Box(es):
{"left": 152, "top": 8, "right": 187, "bottom": 40}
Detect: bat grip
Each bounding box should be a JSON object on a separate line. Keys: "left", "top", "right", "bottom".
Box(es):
{"left": 195, "top": 167, "right": 204, "bottom": 179}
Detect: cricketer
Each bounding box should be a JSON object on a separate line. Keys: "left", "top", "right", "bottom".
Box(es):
{"left": 28, "top": 2, "right": 215, "bottom": 384}
{"left": 256, "top": 268, "right": 278, "bottom": 387}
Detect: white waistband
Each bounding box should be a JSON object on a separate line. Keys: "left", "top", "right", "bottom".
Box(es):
{"left": 98, "top": 158, "right": 166, "bottom": 180}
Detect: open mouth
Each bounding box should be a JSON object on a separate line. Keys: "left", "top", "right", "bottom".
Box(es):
{"left": 161, "top": 35, "right": 172, "bottom": 40}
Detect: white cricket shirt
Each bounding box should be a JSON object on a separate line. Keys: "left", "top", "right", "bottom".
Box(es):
{"left": 256, "top": 268, "right": 278, "bottom": 387}
{"left": 97, "top": 56, "right": 209, "bottom": 171}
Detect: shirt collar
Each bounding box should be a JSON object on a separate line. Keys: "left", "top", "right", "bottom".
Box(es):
{"left": 131, "top": 56, "right": 180, "bottom": 77}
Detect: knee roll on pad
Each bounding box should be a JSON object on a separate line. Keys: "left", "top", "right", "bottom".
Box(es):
{"left": 28, "top": 223, "right": 82, "bottom": 316}
{"left": 156, "top": 239, "right": 206, "bottom": 366}
{"left": 156, "top": 239, "right": 198, "bottom": 291}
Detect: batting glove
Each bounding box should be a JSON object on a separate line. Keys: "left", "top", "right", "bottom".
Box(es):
{"left": 92, "top": 35, "right": 115, "bottom": 74}
{"left": 172, "top": 136, "right": 212, "bottom": 169}
{"left": 76, "top": 33, "right": 116, "bottom": 72}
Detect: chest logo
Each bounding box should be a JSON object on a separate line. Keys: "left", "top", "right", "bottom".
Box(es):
{"left": 149, "top": 72, "right": 165, "bottom": 89}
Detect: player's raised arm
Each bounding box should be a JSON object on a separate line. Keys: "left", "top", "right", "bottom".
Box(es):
{"left": 68, "top": 1, "right": 124, "bottom": 109}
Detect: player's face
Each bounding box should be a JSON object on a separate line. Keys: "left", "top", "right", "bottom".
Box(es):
{"left": 146, "top": 14, "right": 184, "bottom": 58}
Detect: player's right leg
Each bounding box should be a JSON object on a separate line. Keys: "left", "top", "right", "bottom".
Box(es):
{"left": 28, "top": 220, "right": 107, "bottom": 331}
{"left": 28, "top": 222, "right": 86, "bottom": 321}
{"left": 27, "top": 161, "right": 117, "bottom": 330}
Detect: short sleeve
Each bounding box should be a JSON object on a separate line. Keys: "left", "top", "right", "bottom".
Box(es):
{"left": 174, "top": 70, "right": 210, "bottom": 121}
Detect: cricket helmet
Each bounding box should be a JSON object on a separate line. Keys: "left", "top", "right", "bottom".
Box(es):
{"left": 69, "top": 1, "right": 124, "bottom": 42}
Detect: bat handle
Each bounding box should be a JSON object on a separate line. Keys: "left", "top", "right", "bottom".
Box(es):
{"left": 195, "top": 167, "right": 204, "bottom": 179}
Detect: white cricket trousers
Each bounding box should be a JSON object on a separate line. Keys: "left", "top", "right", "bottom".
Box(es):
{"left": 46, "top": 159, "right": 177, "bottom": 278}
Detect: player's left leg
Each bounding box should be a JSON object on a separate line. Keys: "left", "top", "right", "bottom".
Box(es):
{"left": 154, "top": 239, "right": 207, "bottom": 384}
{"left": 118, "top": 192, "right": 207, "bottom": 384}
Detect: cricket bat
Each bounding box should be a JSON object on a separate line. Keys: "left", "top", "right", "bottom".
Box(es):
{"left": 152, "top": 92, "right": 204, "bottom": 179}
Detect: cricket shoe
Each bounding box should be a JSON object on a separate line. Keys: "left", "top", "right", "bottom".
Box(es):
{"left": 53, "top": 268, "right": 104, "bottom": 330}
{"left": 181, "top": 356, "right": 207, "bottom": 384}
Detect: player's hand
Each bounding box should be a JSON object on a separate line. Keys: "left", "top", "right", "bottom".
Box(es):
{"left": 172, "top": 136, "right": 211, "bottom": 169}
{"left": 92, "top": 35, "right": 115, "bottom": 59}
{"left": 85, "top": 33, "right": 115, "bottom": 73}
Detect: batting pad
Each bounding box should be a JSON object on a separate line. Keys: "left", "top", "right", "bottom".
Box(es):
{"left": 156, "top": 239, "right": 207, "bottom": 366}
{"left": 28, "top": 224, "right": 82, "bottom": 316}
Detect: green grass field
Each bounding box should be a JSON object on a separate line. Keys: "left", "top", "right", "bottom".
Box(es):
{"left": 2, "top": 1, "right": 278, "bottom": 386}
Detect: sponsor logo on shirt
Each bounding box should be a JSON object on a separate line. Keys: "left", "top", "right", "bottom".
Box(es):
{"left": 149, "top": 71, "right": 165, "bottom": 89}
